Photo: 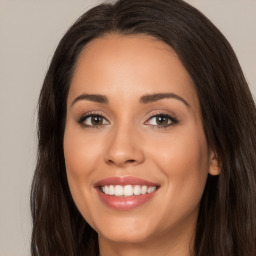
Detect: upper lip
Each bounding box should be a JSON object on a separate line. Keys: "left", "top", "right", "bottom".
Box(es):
{"left": 94, "top": 176, "right": 159, "bottom": 187}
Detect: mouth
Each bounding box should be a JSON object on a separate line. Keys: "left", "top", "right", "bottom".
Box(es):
{"left": 95, "top": 176, "right": 160, "bottom": 210}
{"left": 100, "top": 184, "right": 157, "bottom": 196}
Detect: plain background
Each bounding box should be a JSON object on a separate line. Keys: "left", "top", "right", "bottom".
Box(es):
{"left": 0, "top": 1, "right": 255, "bottom": 255}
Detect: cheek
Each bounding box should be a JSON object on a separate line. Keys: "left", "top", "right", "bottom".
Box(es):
{"left": 63, "top": 123, "right": 101, "bottom": 178}
{"left": 63, "top": 123, "right": 101, "bottom": 222}
{"left": 146, "top": 123, "right": 209, "bottom": 206}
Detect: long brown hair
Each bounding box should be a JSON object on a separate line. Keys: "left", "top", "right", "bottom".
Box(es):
{"left": 31, "top": 0, "right": 256, "bottom": 255}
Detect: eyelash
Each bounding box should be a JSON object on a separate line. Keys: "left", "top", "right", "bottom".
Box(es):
{"left": 78, "top": 111, "right": 178, "bottom": 129}
{"left": 145, "top": 112, "right": 178, "bottom": 128}
{"left": 78, "top": 112, "right": 110, "bottom": 128}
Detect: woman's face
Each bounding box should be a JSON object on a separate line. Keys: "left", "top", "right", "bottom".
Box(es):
{"left": 64, "top": 34, "right": 216, "bottom": 245}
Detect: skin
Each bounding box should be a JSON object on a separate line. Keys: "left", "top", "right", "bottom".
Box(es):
{"left": 64, "top": 34, "right": 220, "bottom": 256}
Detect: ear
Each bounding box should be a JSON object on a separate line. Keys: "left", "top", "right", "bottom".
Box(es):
{"left": 208, "top": 150, "right": 221, "bottom": 176}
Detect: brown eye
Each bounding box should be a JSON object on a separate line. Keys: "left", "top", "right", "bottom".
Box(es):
{"left": 155, "top": 115, "right": 169, "bottom": 125}
{"left": 91, "top": 115, "right": 103, "bottom": 125}
{"left": 145, "top": 114, "right": 178, "bottom": 128}
{"left": 79, "top": 114, "right": 109, "bottom": 127}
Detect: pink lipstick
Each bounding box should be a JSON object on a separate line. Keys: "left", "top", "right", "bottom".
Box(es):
{"left": 95, "top": 176, "right": 159, "bottom": 210}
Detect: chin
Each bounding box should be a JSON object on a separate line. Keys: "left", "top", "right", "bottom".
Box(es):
{"left": 99, "top": 228, "right": 152, "bottom": 244}
{"left": 94, "top": 216, "right": 156, "bottom": 244}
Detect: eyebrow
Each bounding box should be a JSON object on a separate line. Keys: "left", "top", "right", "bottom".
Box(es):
{"left": 140, "top": 93, "right": 190, "bottom": 107}
{"left": 71, "top": 94, "right": 108, "bottom": 106}
{"left": 71, "top": 92, "right": 190, "bottom": 107}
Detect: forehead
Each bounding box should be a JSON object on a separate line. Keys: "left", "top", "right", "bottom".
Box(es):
{"left": 68, "top": 33, "right": 199, "bottom": 110}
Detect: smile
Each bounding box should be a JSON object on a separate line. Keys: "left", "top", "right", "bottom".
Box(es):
{"left": 95, "top": 176, "right": 160, "bottom": 210}
{"left": 101, "top": 185, "right": 157, "bottom": 196}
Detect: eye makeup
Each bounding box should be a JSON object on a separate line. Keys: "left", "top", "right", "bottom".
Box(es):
{"left": 78, "top": 111, "right": 110, "bottom": 128}
{"left": 77, "top": 109, "right": 178, "bottom": 129}
{"left": 144, "top": 112, "right": 178, "bottom": 128}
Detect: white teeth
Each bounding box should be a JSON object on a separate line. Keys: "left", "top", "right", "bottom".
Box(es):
{"left": 147, "top": 186, "right": 156, "bottom": 193}
{"left": 115, "top": 185, "right": 123, "bottom": 196}
{"left": 147, "top": 187, "right": 154, "bottom": 193}
{"left": 133, "top": 185, "right": 141, "bottom": 195}
{"left": 141, "top": 185, "right": 147, "bottom": 194}
{"left": 109, "top": 185, "right": 115, "bottom": 195}
{"left": 123, "top": 185, "right": 133, "bottom": 196}
{"left": 104, "top": 186, "right": 109, "bottom": 195}
{"left": 101, "top": 185, "right": 157, "bottom": 196}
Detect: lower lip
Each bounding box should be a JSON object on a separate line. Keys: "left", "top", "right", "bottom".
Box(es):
{"left": 96, "top": 189, "right": 157, "bottom": 210}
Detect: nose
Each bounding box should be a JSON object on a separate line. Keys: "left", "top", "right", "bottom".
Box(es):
{"left": 104, "top": 124, "right": 145, "bottom": 167}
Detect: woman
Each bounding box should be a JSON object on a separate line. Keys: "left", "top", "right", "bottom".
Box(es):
{"left": 30, "top": 0, "right": 256, "bottom": 255}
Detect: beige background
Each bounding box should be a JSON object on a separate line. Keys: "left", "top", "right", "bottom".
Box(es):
{"left": 0, "top": 1, "right": 255, "bottom": 255}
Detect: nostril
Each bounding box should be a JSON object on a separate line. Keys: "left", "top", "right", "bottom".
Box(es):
{"left": 127, "top": 159, "right": 136, "bottom": 163}
{"left": 107, "top": 159, "right": 136, "bottom": 166}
